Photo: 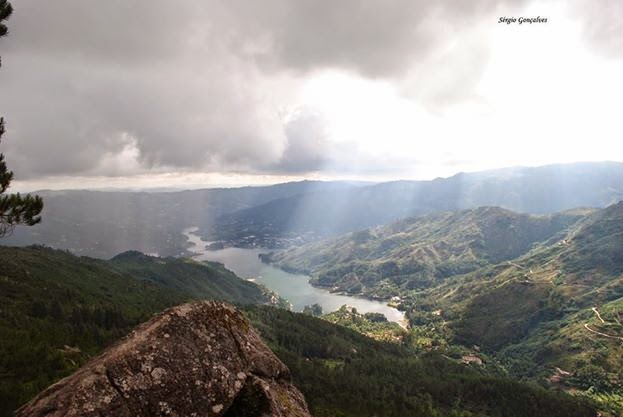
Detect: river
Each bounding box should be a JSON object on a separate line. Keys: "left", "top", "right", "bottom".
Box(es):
{"left": 184, "top": 228, "right": 406, "bottom": 325}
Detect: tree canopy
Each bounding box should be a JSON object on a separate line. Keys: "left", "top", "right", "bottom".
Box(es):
{"left": 0, "top": 0, "right": 12, "bottom": 37}
{"left": 0, "top": 1, "right": 43, "bottom": 237}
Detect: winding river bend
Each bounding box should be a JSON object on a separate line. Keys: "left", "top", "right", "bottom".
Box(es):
{"left": 184, "top": 228, "right": 405, "bottom": 325}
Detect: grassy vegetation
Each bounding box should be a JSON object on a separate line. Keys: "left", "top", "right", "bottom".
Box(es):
{"left": 498, "top": 299, "right": 623, "bottom": 415}
{"left": 321, "top": 305, "right": 406, "bottom": 342}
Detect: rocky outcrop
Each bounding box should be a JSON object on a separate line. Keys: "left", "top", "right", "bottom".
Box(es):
{"left": 16, "top": 301, "right": 311, "bottom": 417}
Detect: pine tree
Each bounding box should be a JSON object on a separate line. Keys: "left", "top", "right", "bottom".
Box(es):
{"left": 0, "top": 0, "right": 11, "bottom": 37}
{"left": 0, "top": 1, "right": 43, "bottom": 237}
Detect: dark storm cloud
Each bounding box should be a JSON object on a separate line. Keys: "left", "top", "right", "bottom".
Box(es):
{"left": 218, "top": 0, "right": 530, "bottom": 77}
{"left": 0, "top": 0, "right": 288, "bottom": 178}
{"left": 1, "top": 52, "right": 284, "bottom": 178}
{"left": 5, "top": 0, "right": 608, "bottom": 180}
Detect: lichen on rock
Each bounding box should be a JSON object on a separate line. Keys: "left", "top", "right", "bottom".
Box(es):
{"left": 16, "top": 301, "right": 311, "bottom": 417}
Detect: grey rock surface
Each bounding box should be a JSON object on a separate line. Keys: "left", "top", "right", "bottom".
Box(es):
{"left": 16, "top": 301, "right": 311, "bottom": 417}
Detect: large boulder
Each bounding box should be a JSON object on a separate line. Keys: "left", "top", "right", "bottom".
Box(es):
{"left": 16, "top": 301, "right": 310, "bottom": 417}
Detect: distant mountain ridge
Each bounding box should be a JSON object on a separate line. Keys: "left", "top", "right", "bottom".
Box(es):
{"left": 4, "top": 162, "right": 623, "bottom": 258}
{"left": 4, "top": 180, "right": 362, "bottom": 257}
{"left": 216, "top": 162, "right": 623, "bottom": 241}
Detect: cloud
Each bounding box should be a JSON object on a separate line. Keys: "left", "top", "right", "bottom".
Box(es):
{"left": 271, "top": 109, "right": 331, "bottom": 173}
{"left": 1, "top": 0, "right": 620, "bottom": 183}
{"left": 1, "top": 2, "right": 290, "bottom": 179}
{"left": 218, "top": 0, "right": 532, "bottom": 78}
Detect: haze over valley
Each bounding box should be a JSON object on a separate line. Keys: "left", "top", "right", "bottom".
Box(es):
{"left": 5, "top": 162, "right": 623, "bottom": 258}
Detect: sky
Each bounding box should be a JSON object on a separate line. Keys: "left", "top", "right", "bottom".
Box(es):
{"left": 0, "top": 0, "right": 622, "bottom": 191}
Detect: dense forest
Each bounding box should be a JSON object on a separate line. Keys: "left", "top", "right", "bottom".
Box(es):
{"left": 243, "top": 306, "right": 595, "bottom": 417}
{"left": 0, "top": 245, "right": 272, "bottom": 414}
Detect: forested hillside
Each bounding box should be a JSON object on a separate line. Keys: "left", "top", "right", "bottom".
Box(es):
{"left": 0, "top": 245, "right": 271, "bottom": 415}
{"left": 110, "top": 250, "right": 274, "bottom": 304}
{"left": 243, "top": 306, "right": 595, "bottom": 417}
{"left": 266, "top": 206, "right": 588, "bottom": 297}
{"left": 445, "top": 203, "right": 623, "bottom": 412}
{"left": 267, "top": 202, "right": 623, "bottom": 414}
{"left": 0, "top": 245, "right": 597, "bottom": 417}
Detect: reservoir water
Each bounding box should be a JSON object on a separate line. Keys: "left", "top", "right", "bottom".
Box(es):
{"left": 184, "top": 228, "right": 406, "bottom": 325}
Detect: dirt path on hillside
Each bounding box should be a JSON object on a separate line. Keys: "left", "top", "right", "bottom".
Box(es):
{"left": 584, "top": 307, "right": 623, "bottom": 341}
{"left": 592, "top": 307, "right": 606, "bottom": 324}
{"left": 507, "top": 261, "right": 526, "bottom": 270}
{"left": 583, "top": 324, "right": 623, "bottom": 342}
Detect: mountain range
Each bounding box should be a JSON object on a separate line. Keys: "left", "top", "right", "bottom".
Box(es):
{"left": 5, "top": 162, "right": 623, "bottom": 258}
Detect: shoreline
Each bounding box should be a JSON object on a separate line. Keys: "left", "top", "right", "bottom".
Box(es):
{"left": 182, "top": 228, "right": 407, "bottom": 326}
